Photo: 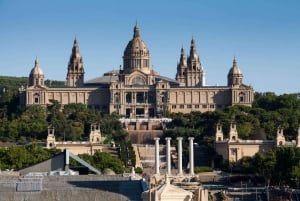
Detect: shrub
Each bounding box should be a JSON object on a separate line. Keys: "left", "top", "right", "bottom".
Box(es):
{"left": 194, "top": 166, "right": 213, "bottom": 174}
{"left": 135, "top": 167, "right": 143, "bottom": 174}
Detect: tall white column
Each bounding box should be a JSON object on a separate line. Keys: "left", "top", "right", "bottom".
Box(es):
{"left": 154, "top": 137, "right": 160, "bottom": 175}
{"left": 177, "top": 137, "right": 183, "bottom": 176}
{"left": 188, "top": 137, "right": 194, "bottom": 176}
{"left": 165, "top": 137, "right": 172, "bottom": 175}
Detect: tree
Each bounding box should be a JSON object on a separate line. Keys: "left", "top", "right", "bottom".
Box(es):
{"left": 91, "top": 152, "right": 125, "bottom": 174}
{"left": 252, "top": 151, "right": 276, "bottom": 187}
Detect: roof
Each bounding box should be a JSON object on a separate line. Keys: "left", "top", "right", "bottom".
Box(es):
{"left": 85, "top": 71, "right": 119, "bottom": 85}
{"left": 30, "top": 58, "right": 44, "bottom": 76}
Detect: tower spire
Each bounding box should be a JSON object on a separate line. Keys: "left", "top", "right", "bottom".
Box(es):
{"left": 133, "top": 22, "right": 140, "bottom": 38}
{"left": 67, "top": 37, "right": 84, "bottom": 87}
{"left": 233, "top": 56, "right": 237, "bottom": 66}
{"left": 35, "top": 56, "right": 38, "bottom": 65}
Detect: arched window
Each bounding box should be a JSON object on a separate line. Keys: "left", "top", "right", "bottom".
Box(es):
{"left": 131, "top": 76, "right": 145, "bottom": 85}
{"left": 239, "top": 92, "right": 245, "bottom": 103}
{"left": 34, "top": 93, "right": 39, "bottom": 104}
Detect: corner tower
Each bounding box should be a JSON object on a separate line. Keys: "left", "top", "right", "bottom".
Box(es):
{"left": 123, "top": 23, "right": 150, "bottom": 74}
{"left": 227, "top": 57, "right": 243, "bottom": 87}
{"left": 66, "top": 37, "right": 84, "bottom": 87}
{"left": 29, "top": 58, "right": 45, "bottom": 87}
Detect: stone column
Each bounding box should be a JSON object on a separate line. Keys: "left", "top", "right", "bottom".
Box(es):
{"left": 188, "top": 137, "right": 194, "bottom": 176}
{"left": 165, "top": 137, "right": 172, "bottom": 175}
{"left": 64, "top": 149, "right": 69, "bottom": 171}
{"left": 177, "top": 137, "right": 183, "bottom": 176}
{"left": 154, "top": 137, "right": 160, "bottom": 175}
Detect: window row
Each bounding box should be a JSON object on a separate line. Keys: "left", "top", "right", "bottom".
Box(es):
{"left": 171, "top": 104, "right": 218, "bottom": 109}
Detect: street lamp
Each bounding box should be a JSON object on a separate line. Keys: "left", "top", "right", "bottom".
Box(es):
{"left": 241, "top": 181, "right": 247, "bottom": 201}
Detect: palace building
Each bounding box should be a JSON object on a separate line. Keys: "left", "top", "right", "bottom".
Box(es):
{"left": 19, "top": 24, "right": 254, "bottom": 119}
{"left": 215, "top": 122, "right": 300, "bottom": 163}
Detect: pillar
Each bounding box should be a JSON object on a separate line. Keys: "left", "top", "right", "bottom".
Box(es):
{"left": 177, "top": 137, "right": 183, "bottom": 176}
{"left": 154, "top": 137, "right": 160, "bottom": 175}
{"left": 64, "top": 149, "right": 69, "bottom": 171}
{"left": 165, "top": 137, "right": 171, "bottom": 175}
{"left": 188, "top": 137, "right": 194, "bottom": 176}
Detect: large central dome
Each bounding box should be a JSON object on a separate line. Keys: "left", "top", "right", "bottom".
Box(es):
{"left": 123, "top": 24, "right": 150, "bottom": 74}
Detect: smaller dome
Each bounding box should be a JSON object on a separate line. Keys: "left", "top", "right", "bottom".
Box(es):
{"left": 30, "top": 58, "right": 44, "bottom": 76}
{"left": 228, "top": 57, "right": 242, "bottom": 76}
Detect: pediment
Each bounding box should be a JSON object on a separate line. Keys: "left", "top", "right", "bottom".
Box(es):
{"left": 127, "top": 70, "right": 151, "bottom": 86}
{"left": 128, "top": 70, "right": 149, "bottom": 77}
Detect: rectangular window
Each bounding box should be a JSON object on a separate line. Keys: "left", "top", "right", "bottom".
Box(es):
{"left": 172, "top": 105, "right": 176, "bottom": 109}
{"left": 187, "top": 105, "right": 192, "bottom": 109}
{"left": 195, "top": 105, "right": 199, "bottom": 109}
{"left": 202, "top": 104, "right": 207, "bottom": 109}
{"left": 179, "top": 105, "right": 184, "bottom": 109}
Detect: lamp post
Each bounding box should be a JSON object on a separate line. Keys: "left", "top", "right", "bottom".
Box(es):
{"left": 241, "top": 181, "right": 247, "bottom": 201}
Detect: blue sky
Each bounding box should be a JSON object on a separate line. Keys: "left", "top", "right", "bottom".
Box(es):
{"left": 0, "top": 0, "right": 299, "bottom": 95}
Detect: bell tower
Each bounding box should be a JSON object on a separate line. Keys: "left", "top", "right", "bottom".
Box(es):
{"left": 176, "top": 38, "right": 205, "bottom": 87}
{"left": 175, "top": 47, "right": 187, "bottom": 86}
{"left": 89, "top": 123, "right": 102, "bottom": 144}
{"left": 46, "top": 125, "right": 56, "bottom": 148}
{"left": 229, "top": 121, "right": 238, "bottom": 142}
{"left": 66, "top": 37, "right": 84, "bottom": 87}
{"left": 276, "top": 126, "right": 286, "bottom": 146}
{"left": 215, "top": 123, "right": 224, "bottom": 141}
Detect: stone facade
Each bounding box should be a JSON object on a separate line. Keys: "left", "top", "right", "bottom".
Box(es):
{"left": 215, "top": 122, "right": 300, "bottom": 163}
{"left": 46, "top": 123, "right": 104, "bottom": 155}
{"left": 19, "top": 24, "right": 254, "bottom": 117}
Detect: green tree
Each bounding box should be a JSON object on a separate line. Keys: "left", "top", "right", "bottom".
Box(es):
{"left": 91, "top": 152, "right": 125, "bottom": 174}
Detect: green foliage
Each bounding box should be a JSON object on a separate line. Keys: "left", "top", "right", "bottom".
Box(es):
{"left": 0, "top": 144, "right": 59, "bottom": 170}
{"left": 72, "top": 152, "right": 125, "bottom": 174}
{"left": 81, "top": 152, "right": 125, "bottom": 174}
{"left": 119, "top": 141, "right": 136, "bottom": 167}
{"left": 232, "top": 147, "right": 300, "bottom": 188}
{"left": 134, "top": 167, "right": 143, "bottom": 174}
{"left": 194, "top": 166, "right": 213, "bottom": 173}
{"left": 238, "top": 156, "right": 254, "bottom": 174}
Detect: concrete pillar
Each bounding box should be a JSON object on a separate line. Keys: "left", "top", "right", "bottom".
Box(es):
{"left": 165, "top": 137, "right": 172, "bottom": 175}
{"left": 64, "top": 149, "right": 69, "bottom": 171}
{"left": 177, "top": 137, "right": 183, "bottom": 176}
{"left": 154, "top": 137, "right": 160, "bottom": 175}
{"left": 188, "top": 137, "right": 194, "bottom": 176}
